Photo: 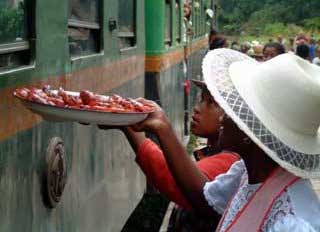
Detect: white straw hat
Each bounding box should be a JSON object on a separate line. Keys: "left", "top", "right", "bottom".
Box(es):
{"left": 202, "top": 48, "right": 320, "bottom": 178}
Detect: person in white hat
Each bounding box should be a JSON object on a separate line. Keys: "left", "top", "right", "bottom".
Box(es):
{"left": 131, "top": 48, "right": 320, "bottom": 231}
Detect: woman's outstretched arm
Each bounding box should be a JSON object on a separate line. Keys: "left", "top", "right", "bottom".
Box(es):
{"left": 132, "top": 106, "right": 220, "bottom": 220}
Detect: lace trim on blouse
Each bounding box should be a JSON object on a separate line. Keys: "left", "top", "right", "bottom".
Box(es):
{"left": 219, "top": 174, "right": 294, "bottom": 232}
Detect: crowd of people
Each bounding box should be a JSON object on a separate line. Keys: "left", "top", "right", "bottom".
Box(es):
{"left": 208, "top": 30, "right": 320, "bottom": 66}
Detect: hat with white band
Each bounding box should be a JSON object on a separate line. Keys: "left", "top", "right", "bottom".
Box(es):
{"left": 202, "top": 48, "right": 320, "bottom": 178}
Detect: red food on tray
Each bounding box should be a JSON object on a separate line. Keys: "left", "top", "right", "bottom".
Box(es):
{"left": 14, "top": 86, "right": 155, "bottom": 113}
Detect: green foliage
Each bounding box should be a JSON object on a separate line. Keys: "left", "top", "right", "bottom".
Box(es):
{"left": 0, "top": 3, "right": 25, "bottom": 44}
{"left": 263, "top": 23, "right": 286, "bottom": 35}
{"left": 303, "top": 17, "right": 320, "bottom": 31}
{"left": 222, "top": 24, "right": 238, "bottom": 34}
{"left": 217, "top": 0, "right": 320, "bottom": 37}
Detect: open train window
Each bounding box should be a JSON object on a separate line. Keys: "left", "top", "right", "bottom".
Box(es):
{"left": 118, "top": 0, "right": 136, "bottom": 49}
{"left": 0, "top": 0, "right": 32, "bottom": 71}
{"left": 175, "top": 0, "right": 181, "bottom": 43}
{"left": 164, "top": 0, "right": 172, "bottom": 47}
{"left": 68, "top": 0, "right": 101, "bottom": 57}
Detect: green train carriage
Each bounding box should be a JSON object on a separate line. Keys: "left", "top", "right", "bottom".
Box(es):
{"left": 0, "top": 0, "right": 215, "bottom": 231}
{"left": 145, "top": 0, "right": 214, "bottom": 138}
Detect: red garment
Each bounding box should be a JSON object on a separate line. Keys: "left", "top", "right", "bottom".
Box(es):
{"left": 136, "top": 139, "right": 239, "bottom": 209}
{"left": 183, "top": 80, "right": 191, "bottom": 95}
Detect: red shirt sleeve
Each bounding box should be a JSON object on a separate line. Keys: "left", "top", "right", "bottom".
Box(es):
{"left": 136, "top": 139, "right": 239, "bottom": 209}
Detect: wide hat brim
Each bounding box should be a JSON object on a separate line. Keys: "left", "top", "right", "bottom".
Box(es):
{"left": 202, "top": 48, "right": 320, "bottom": 178}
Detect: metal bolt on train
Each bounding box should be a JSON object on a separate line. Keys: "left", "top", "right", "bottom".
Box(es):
{"left": 0, "top": 0, "right": 217, "bottom": 231}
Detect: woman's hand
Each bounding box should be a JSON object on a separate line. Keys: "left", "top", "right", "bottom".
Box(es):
{"left": 95, "top": 99, "right": 166, "bottom": 133}
{"left": 131, "top": 100, "right": 171, "bottom": 135}
{"left": 95, "top": 99, "right": 172, "bottom": 154}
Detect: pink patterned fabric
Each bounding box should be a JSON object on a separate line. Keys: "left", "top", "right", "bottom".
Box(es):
{"left": 217, "top": 168, "right": 299, "bottom": 232}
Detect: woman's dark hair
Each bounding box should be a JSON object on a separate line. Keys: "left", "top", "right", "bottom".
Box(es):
{"left": 208, "top": 28, "right": 219, "bottom": 45}
{"left": 263, "top": 42, "right": 286, "bottom": 55}
{"left": 209, "top": 36, "right": 227, "bottom": 50}
{"left": 296, "top": 44, "right": 310, "bottom": 60}
{"left": 209, "top": 28, "right": 219, "bottom": 37}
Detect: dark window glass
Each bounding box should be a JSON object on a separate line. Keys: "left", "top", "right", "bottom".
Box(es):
{"left": 175, "top": 0, "right": 181, "bottom": 42}
{"left": 68, "top": 0, "right": 101, "bottom": 57}
{"left": 0, "top": 0, "right": 30, "bottom": 70}
{"left": 165, "top": 0, "right": 172, "bottom": 46}
{"left": 68, "top": 28, "right": 100, "bottom": 57}
{"left": 0, "top": 49, "right": 29, "bottom": 68}
{"left": 118, "top": 0, "right": 136, "bottom": 49}
{"left": 68, "top": 0, "right": 99, "bottom": 22}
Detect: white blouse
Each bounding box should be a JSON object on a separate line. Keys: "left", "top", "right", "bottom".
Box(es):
{"left": 203, "top": 160, "right": 320, "bottom": 232}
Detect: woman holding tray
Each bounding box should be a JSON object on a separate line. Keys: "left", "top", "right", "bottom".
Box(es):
{"left": 101, "top": 48, "right": 320, "bottom": 231}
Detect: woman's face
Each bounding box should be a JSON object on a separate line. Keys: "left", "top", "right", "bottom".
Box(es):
{"left": 263, "top": 47, "right": 278, "bottom": 61}
{"left": 183, "top": 5, "right": 191, "bottom": 18}
{"left": 191, "top": 89, "right": 224, "bottom": 137}
{"left": 218, "top": 116, "right": 248, "bottom": 152}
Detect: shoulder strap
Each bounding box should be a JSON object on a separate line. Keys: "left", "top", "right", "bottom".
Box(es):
{"left": 218, "top": 167, "right": 300, "bottom": 232}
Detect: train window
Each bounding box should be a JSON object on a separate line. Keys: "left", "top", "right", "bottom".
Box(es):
{"left": 175, "top": 0, "right": 181, "bottom": 43}
{"left": 201, "top": 0, "right": 206, "bottom": 35}
{"left": 200, "top": 1, "right": 203, "bottom": 35}
{"left": 68, "top": 0, "right": 101, "bottom": 57}
{"left": 0, "top": 0, "right": 31, "bottom": 70}
{"left": 191, "top": 0, "right": 197, "bottom": 38}
{"left": 194, "top": 0, "right": 200, "bottom": 37}
{"left": 118, "top": 0, "right": 136, "bottom": 49}
{"left": 164, "top": 0, "right": 172, "bottom": 47}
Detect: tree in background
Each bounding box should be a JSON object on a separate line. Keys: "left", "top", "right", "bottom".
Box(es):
{"left": 216, "top": 0, "right": 320, "bottom": 38}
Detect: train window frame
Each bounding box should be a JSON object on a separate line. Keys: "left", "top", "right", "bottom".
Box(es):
{"left": 192, "top": 0, "right": 198, "bottom": 39}
{"left": 68, "top": 0, "right": 103, "bottom": 58}
{"left": 200, "top": 0, "right": 204, "bottom": 36}
{"left": 175, "top": 0, "right": 181, "bottom": 43}
{"left": 164, "top": 0, "right": 172, "bottom": 47}
{"left": 201, "top": 0, "right": 206, "bottom": 36}
{"left": 118, "top": 0, "right": 137, "bottom": 51}
{"left": 0, "top": 0, "right": 35, "bottom": 72}
{"left": 196, "top": 1, "right": 201, "bottom": 37}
